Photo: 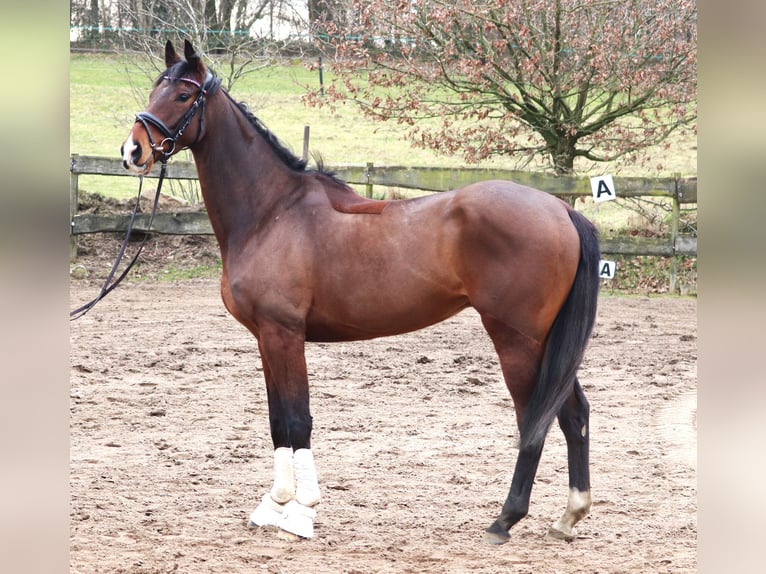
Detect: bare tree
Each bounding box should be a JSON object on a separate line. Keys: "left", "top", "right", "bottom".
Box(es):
{"left": 115, "top": 0, "right": 309, "bottom": 90}
{"left": 80, "top": 0, "right": 311, "bottom": 204}
{"left": 70, "top": 1, "right": 311, "bottom": 89}
{"left": 310, "top": 0, "right": 697, "bottom": 175}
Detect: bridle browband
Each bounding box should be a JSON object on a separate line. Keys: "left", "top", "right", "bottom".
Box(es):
{"left": 70, "top": 69, "right": 222, "bottom": 320}
{"left": 135, "top": 70, "right": 222, "bottom": 162}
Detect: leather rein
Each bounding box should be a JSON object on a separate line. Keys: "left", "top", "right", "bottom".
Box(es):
{"left": 70, "top": 71, "right": 221, "bottom": 320}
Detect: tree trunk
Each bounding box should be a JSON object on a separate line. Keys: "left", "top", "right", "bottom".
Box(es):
{"left": 549, "top": 137, "right": 576, "bottom": 176}
{"left": 86, "top": 0, "right": 100, "bottom": 43}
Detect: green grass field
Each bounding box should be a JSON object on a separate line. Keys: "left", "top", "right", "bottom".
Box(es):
{"left": 70, "top": 52, "right": 697, "bottom": 201}
{"left": 70, "top": 53, "right": 456, "bottom": 199}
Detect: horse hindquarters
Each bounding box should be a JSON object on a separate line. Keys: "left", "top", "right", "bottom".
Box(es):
{"left": 485, "top": 209, "right": 600, "bottom": 543}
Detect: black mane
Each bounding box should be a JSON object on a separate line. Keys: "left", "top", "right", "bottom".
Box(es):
{"left": 226, "top": 91, "right": 309, "bottom": 172}
{"left": 223, "top": 92, "right": 347, "bottom": 185}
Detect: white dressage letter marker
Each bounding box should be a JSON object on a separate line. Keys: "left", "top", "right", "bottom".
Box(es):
{"left": 599, "top": 260, "right": 616, "bottom": 279}
{"left": 590, "top": 175, "right": 616, "bottom": 203}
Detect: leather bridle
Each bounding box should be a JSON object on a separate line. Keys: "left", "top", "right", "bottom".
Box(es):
{"left": 135, "top": 70, "right": 222, "bottom": 162}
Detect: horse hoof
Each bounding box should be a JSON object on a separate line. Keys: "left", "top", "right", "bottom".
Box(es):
{"left": 276, "top": 500, "right": 316, "bottom": 539}
{"left": 275, "top": 528, "right": 301, "bottom": 542}
{"left": 483, "top": 522, "right": 511, "bottom": 545}
{"left": 548, "top": 523, "right": 576, "bottom": 541}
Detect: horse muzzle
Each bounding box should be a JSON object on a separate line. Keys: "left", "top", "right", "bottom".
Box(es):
{"left": 121, "top": 132, "right": 155, "bottom": 175}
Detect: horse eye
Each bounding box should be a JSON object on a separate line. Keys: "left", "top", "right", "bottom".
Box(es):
{"left": 177, "top": 93, "right": 191, "bottom": 102}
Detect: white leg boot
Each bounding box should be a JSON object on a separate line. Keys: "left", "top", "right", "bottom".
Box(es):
{"left": 270, "top": 446, "right": 296, "bottom": 503}
{"left": 276, "top": 448, "right": 320, "bottom": 538}
{"left": 277, "top": 500, "right": 317, "bottom": 539}
{"left": 248, "top": 493, "right": 286, "bottom": 528}
{"left": 294, "top": 448, "right": 321, "bottom": 507}
{"left": 248, "top": 447, "right": 295, "bottom": 528}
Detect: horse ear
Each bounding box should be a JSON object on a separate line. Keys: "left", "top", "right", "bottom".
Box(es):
{"left": 165, "top": 40, "right": 180, "bottom": 68}
{"left": 183, "top": 39, "right": 205, "bottom": 74}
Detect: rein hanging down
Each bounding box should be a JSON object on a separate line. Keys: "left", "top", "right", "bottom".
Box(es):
{"left": 69, "top": 168, "right": 165, "bottom": 320}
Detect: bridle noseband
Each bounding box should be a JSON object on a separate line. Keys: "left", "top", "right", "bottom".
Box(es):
{"left": 135, "top": 70, "right": 222, "bottom": 162}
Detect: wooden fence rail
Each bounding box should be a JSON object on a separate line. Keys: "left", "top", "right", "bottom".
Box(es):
{"left": 70, "top": 154, "right": 697, "bottom": 260}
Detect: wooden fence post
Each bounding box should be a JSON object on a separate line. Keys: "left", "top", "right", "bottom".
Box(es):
{"left": 70, "top": 154, "right": 79, "bottom": 262}
{"left": 669, "top": 175, "right": 681, "bottom": 294}
{"left": 302, "top": 125, "right": 310, "bottom": 162}
{"left": 318, "top": 56, "right": 325, "bottom": 97}
{"left": 365, "top": 162, "right": 374, "bottom": 198}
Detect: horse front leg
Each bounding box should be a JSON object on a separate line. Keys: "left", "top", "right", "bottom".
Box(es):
{"left": 548, "top": 378, "right": 592, "bottom": 541}
{"left": 248, "top": 355, "right": 295, "bottom": 528}
{"left": 247, "top": 325, "right": 321, "bottom": 539}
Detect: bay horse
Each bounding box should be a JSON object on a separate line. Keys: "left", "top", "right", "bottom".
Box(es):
{"left": 121, "top": 40, "right": 600, "bottom": 545}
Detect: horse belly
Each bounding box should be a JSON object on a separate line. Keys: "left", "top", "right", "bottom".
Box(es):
{"left": 304, "top": 272, "right": 469, "bottom": 342}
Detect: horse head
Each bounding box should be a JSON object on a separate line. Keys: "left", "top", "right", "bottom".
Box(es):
{"left": 121, "top": 40, "right": 221, "bottom": 175}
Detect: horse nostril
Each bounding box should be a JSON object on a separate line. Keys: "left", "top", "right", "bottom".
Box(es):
{"left": 131, "top": 143, "right": 142, "bottom": 163}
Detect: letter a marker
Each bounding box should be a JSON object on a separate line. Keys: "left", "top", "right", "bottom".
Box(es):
{"left": 590, "top": 175, "right": 616, "bottom": 203}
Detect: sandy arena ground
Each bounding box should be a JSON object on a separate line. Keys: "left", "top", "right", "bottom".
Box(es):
{"left": 70, "top": 275, "right": 696, "bottom": 573}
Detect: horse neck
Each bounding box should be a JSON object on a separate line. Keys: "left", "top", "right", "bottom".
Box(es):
{"left": 189, "top": 93, "right": 303, "bottom": 250}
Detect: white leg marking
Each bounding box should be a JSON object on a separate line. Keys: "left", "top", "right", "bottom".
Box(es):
{"left": 270, "top": 446, "right": 296, "bottom": 503}
{"left": 294, "top": 448, "right": 321, "bottom": 507}
{"left": 549, "top": 488, "right": 592, "bottom": 541}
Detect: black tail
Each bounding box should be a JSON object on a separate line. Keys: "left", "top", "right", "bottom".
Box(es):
{"left": 519, "top": 209, "right": 600, "bottom": 451}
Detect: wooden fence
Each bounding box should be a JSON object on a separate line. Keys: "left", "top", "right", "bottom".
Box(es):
{"left": 70, "top": 153, "right": 697, "bottom": 261}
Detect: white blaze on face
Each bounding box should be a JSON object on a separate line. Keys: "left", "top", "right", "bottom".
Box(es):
{"left": 122, "top": 134, "right": 138, "bottom": 169}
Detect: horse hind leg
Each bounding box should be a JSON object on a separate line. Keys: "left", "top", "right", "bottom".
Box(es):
{"left": 548, "top": 378, "right": 592, "bottom": 540}
{"left": 480, "top": 314, "right": 546, "bottom": 544}
{"left": 484, "top": 440, "right": 546, "bottom": 544}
